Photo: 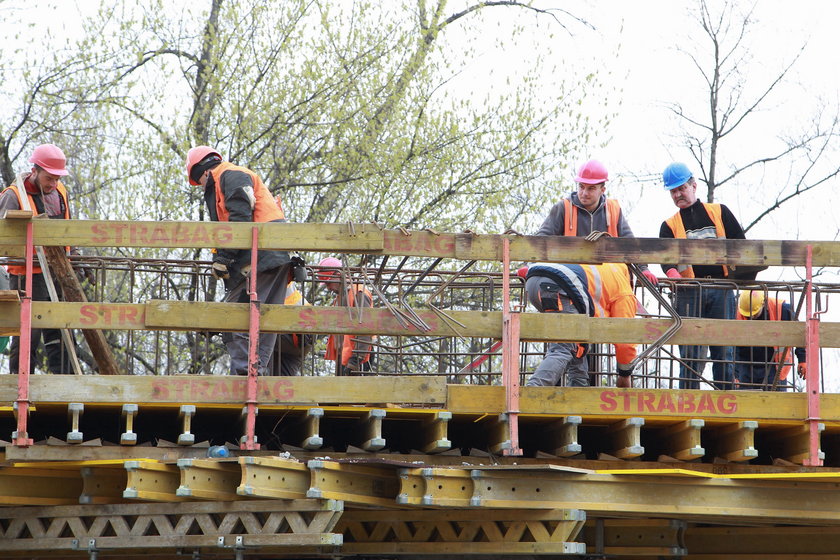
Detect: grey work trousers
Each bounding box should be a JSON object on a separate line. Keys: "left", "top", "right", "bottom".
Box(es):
{"left": 222, "top": 264, "right": 290, "bottom": 376}
{"left": 524, "top": 276, "right": 589, "bottom": 387}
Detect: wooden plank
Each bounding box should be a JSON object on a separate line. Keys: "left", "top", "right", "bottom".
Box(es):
{"left": 0, "top": 290, "right": 19, "bottom": 302}
{"left": 0, "top": 220, "right": 839, "bottom": 265}
{"left": 16, "top": 300, "right": 837, "bottom": 349}
{"left": 447, "top": 386, "right": 812, "bottom": 421}
{"left": 13, "top": 374, "right": 446, "bottom": 405}
{"left": 0, "top": 220, "right": 384, "bottom": 251}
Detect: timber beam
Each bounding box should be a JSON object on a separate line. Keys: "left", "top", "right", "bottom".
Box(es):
{"left": 175, "top": 457, "right": 240, "bottom": 500}
{"left": 237, "top": 455, "right": 310, "bottom": 499}
{"left": 582, "top": 518, "right": 688, "bottom": 557}
{"left": 122, "top": 460, "right": 185, "bottom": 502}
{"left": 0, "top": 300, "right": 833, "bottom": 349}
{"left": 0, "top": 498, "right": 343, "bottom": 554}
{"left": 1, "top": 219, "right": 838, "bottom": 267}
{"left": 338, "top": 508, "right": 586, "bottom": 556}
{"left": 306, "top": 459, "right": 401, "bottom": 507}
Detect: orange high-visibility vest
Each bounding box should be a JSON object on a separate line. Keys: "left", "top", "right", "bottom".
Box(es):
{"left": 665, "top": 203, "right": 727, "bottom": 278}
{"left": 3, "top": 182, "right": 70, "bottom": 275}
{"left": 325, "top": 284, "right": 374, "bottom": 366}
{"left": 563, "top": 198, "right": 620, "bottom": 237}
{"left": 209, "top": 161, "right": 285, "bottom": 223}
{"left": 736, "top": 298, "right": 793, "bottom": 380}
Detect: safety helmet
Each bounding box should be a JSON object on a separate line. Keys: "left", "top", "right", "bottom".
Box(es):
{"left": 185, "top": 146, "right": 222, "bottom": 186}
{"left": 29, "top": 144, "right": 68, "bottom": 176}
{"left": 317, "top": 257, "right": 343, "bottom": 284}
{"left": 738, "top": 290, "right": 765, "bottom": 318}
{"left": 663, "top": 162, "right": 692, "bottom": 190}
{"left": 574, "top": 159, "right": 608, "bottom": 185}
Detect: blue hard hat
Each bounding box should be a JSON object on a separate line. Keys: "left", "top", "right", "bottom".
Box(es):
{"left": 663, "top": 162, "right": 692, "bottom": 190}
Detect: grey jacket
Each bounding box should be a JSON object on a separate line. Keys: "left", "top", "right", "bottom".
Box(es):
{"left": 536, "top": 193, "right": 635, "bottom": 237}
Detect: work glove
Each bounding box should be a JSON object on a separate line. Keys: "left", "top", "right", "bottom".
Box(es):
{"left": 665, "top": 268, "right": 682, "bottom": 279}
{"left": 616, "top": 365, "right": 633, "bottom": 389}
{"left": 516, "top": 266, "right": 529, "bottom": 279}
{"left": 211, "top": 261, "right": 230, "bottom": 280}
{"left": 797, "top": 362, "right": 807, "bottom": 378}
{"left": 641, "top": 269, "right": 659, "bottom": 285}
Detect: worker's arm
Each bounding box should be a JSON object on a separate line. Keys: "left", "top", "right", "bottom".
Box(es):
{"left": 720, "top": 204, "right": 747, "bottom": 240}
{"left": 0, "top": 189, "right": 22, "bottom": 213}
{"left": 609, "top": 293, "right": 638, "bottom": 369}
{"left": 534, "top": 200, "right": 567, "bottom": 236}
{"left": 214, "top": 169, "right": 256, "bottom": 266}
{"left": 781, "top": 302, "right": 807, "bottom": 364}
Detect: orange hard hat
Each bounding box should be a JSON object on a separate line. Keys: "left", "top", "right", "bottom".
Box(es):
{"left": 29, "top": 144, "right": 68, "bottom": 176}
{"left": 185, "top": 146, "right": 222, "bottom": 185}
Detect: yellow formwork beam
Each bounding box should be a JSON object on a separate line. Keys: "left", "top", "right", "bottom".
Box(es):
{"left": 582, "top": 518, "right": 687, "bottom": 557}
{"left": 123, "top": 460, "right": 186, "bottom": 502}
{"left": 306, "top": 460, "right": 401, "bottom": 507}
{"left": 80, "top": 466, "right": 129, "bottom": 504}
{"left": 237, "top": 455, "right": 310, "bottom": 499}
{"left": 0, "top": 467, "right": 83, "bottom": 505}
{"left": 175, "top": 457, "right": 240, "bottom": 500}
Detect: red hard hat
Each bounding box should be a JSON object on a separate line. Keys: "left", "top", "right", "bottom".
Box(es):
{"left": 29, "top": 144, "right": 68, "bottom": 176}
{"left": 317, "top": 257, "right": 343, "bottom": 283}
{"left": 185, "top": 146, "right": 222, "bottom": 186}
{"left": 574, "top": 159, "right": 608, "bottom": 185}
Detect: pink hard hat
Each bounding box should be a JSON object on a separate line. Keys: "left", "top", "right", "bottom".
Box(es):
{"left": 29, "top": 144, "right": 68, "bottom": 176}
{"left": 185, "top": 146, "right": 222, "bottom": 185}
{"left": 574, "top": 159, "right": 608, "bottom": 185}
{"left": 317, "top": 257, "right": 343, "bottom": 283}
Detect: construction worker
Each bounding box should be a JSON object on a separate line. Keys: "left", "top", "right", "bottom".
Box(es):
{"left": 318, "top": 257, "right": 374, "bottom": 375}
{"left": 185, "top": 146, "right": 292, "bottom": 376}
{"left": 735, "top": 290, "right": 806, "bottom": 391}
{"left": 535, "top": 159, "right": 659, "bottom": 285}
{"left": 270, "top": 281, "right": 316, "bottom": 376}
{"left": 0, "top": 144, "right": 74, "bottom": 373}
{"left": 519, "top": 262, "right": 638, "bottom": 389}
{"left": 659, "top": 162, "right": 746, "bottom": 390}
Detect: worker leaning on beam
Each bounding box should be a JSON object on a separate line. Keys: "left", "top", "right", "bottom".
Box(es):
{"left": 518, "top": 262, "right": 638, "bottom": 389}
{"left": 185, "top": 146, "right": 293, "bottom": 376}
{"left": 659, "top": 162, "right": 747, "bottom": 391}
{"left": 317, "top": 257, "right": 375, "bottom": 375}
{"left": 535, "top": 159, "right": 659, "bottom": 285}
{"left": 735, "top": 290, "right": 806, "bottom": 391}
{"left": 0, "top": 144, "right": 75, "bottom": 374}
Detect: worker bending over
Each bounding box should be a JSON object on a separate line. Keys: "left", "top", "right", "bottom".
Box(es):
{"left": 735, "top": 290, "right": 806, "bottom": 391}
{"left": 520, "top": 262, "right": 638, "bottom": 388}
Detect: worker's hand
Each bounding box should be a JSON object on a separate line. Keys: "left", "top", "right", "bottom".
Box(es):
{"left": 616, "top": 365, "right": 633, "bottom": 388}
{"left": 798, "top": 362, "right": 807, "bottom": 378}
{"left": 516, "top": 266, "right": 529, "bottom": 279}
{"left": 211, "top": 261, "right": 230, "bottom": 280}
{"left": 665, "top": 268, "right": 682, "bottom": 279}
{"left": 641, "top": 269, "right": 659, "bottom": 285}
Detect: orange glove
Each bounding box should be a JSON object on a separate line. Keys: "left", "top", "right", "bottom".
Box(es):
{"left": 641, "top": 269, "right": 659, "bottom": 285}
{"left": 797, "top": 362, "right": 807, "bottom": 378}
{"left": 516, "top": 266, "right": 529, "bottom": 279}
{"left": 665, "top": 268, "right": 682, "bottom": 279}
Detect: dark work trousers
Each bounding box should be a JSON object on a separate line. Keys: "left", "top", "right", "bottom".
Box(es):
{"left": 673, "top": 285, "right": 735, "bottom": 390}
{"left": 221, "top": 264, "right": 291, "bottom": 376}
{"left": 9, "top": 272, "right": 72, "bottom": 374}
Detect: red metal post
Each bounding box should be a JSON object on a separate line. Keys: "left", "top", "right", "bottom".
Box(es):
{"left": 501, "top": 238, "right": 522, "bottom": 456}
{"left": 14, "top": 220, "right": 34, "bottom": 447}
{"left": 241, "top": 226, "right": 261, "bottom": 450}
{"left": 804, "top": 245, "right": 822, "bottom": 466}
